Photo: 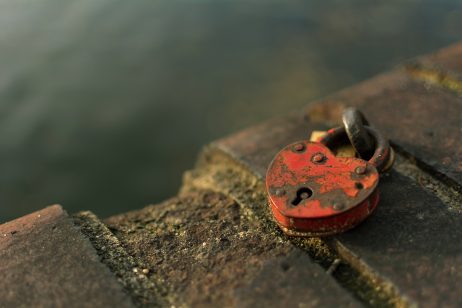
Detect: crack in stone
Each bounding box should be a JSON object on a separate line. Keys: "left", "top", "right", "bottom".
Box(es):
{"left": 73, "top": 211, "right": 166, "bottom": 308}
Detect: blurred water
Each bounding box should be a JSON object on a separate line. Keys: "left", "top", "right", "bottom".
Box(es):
{"left": 0, "top": 0, "right": 461, "bottom": 222}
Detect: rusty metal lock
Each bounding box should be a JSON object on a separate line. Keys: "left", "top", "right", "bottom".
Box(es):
{"left": 266, "top": 109, "right": 393, "bottom": 237}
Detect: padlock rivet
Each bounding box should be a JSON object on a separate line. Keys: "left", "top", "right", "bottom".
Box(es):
{"left": 293, "top": 143, "right": 306, "bottom": 152}
{"left": 355, "top": 166, "right": 367, "bottom": 175}
{"left": 311, "top": 153, "right": 326, "bottom": 163}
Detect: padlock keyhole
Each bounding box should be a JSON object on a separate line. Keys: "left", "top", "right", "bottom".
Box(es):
{"left": 292, "top": 187, "right": 313, "bottom": 206}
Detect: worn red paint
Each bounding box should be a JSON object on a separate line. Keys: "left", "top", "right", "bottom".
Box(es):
{"left": 266, "top": 141, "right": 379, "bottom": 237}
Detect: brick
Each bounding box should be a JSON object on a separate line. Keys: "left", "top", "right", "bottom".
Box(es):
{"left": 209, "top": 44, "right": 462, "bottom": 305}
{"left": 336, "top": 170, "right": 462, "bottom": 307}
{"left": 74, "top": 211, "right": 165, "bottom": 307}
{"left": 0, "top": 205, "right": 135, "bottom": 308}
{"left": 106, "top": 191, "right": 360, "bottom": 307}
{"left": 211, "top": 110, "right": 462, "bottom": 305}
{"left": 234, "top": 250, "right": 353, "bottom": 307}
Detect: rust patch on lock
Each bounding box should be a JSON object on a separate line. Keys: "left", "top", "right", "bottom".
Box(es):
{"left": 266, "top": 141, "right": 379, "bottom": 237}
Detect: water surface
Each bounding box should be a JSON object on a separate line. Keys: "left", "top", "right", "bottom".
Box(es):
{"left": 0, "top": 0, "right": 461, "bottom": 222}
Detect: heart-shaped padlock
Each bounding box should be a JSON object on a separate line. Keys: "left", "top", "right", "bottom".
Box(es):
{"left": 266, "top": 121, "right": 393, "bottom": 237}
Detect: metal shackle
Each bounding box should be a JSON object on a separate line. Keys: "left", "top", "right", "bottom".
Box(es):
{"left": 319, "top": 125, "right": 393, "bottom": 173}
{"left": 342, "top": 107, "right": 375, "bottom": 158}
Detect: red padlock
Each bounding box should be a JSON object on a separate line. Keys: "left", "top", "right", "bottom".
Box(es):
{"left": 266, "top": 125, "right": 392, "bottom": 237}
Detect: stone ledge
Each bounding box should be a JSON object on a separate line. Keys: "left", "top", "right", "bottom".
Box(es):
{"left": 73, "top": 211, "right": 165, "bottom": 307}
{"left": 203, "top": 42, "right": 462, "bottom": 307}
{"left": 106, "top": 190, "right": 361, "bottom": 307}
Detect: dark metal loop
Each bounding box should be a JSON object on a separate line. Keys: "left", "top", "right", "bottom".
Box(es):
{"left": 319, "top": 126, "right": 392, "bottom": 173}
{"left": 342, "top": 107, "right": 374, "bottom": 159}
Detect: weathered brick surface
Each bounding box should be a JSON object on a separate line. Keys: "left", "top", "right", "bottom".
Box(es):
{"left": 233, "top": 250, "right": 347, "bottom": 307}
{"left": 207, "top": 43, "right": 462, "bottom": 306}
{"left": 74, "top": 211, "right": 165, "bottom": 307}
{"left": 106, "top": 191, "right": 360, "bottom": 307}
{"left": 0, "top": 205, "right": 135, "bottom": 308}
{"left": 212, "top": 113, "right": 462, "bottom": 305}
{"left": 336, "top": 170, "right": 462, "bottom": 307}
